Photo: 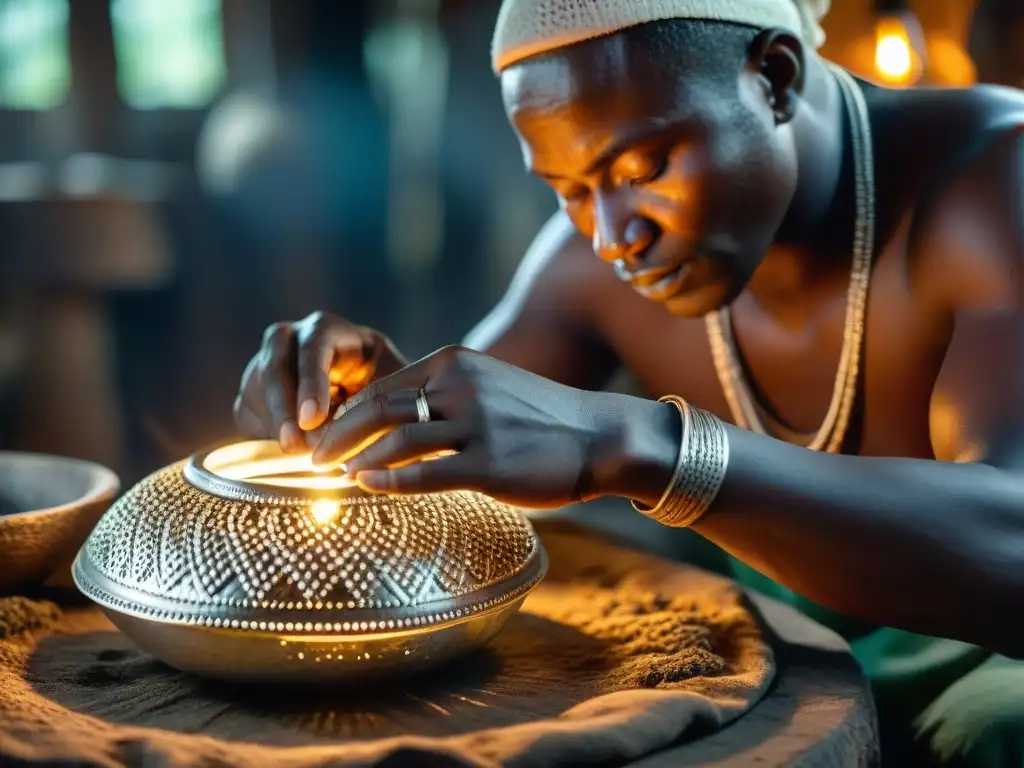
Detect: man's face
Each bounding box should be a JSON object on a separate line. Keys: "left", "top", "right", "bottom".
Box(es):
{"left": 502, "top": 33, "right": 798, "bottom": 316}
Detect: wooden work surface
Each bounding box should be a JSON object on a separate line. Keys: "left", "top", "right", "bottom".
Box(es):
{"left": 0, "top": 519, "right": 878, "bottom": 767}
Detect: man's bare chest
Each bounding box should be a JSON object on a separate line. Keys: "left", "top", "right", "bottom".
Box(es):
{"left": 600, "top": 250, "right": 952, "bottom": 460}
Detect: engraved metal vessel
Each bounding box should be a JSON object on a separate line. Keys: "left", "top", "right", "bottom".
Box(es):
{"left": 72, "top": 440, "right": 547, "bottom": 684}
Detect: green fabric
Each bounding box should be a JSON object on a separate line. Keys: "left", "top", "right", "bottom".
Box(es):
{"left": 914, "top": 654, "right": 1024, "bottom": 767}
{"left": 728, "top": 557, "right": 1022, "bottom": 767}
{"left": 728, "top": 557, "right": 878, "bottom": 640}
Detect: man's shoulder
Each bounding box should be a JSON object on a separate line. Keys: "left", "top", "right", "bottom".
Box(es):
{"left": 933, "top": 83, "right": 1024, "bottom": 118}
{"left": 885, "top": 82, "right": 1024, "bottom": 133}
{"left": 902, "top": 86, "right": 1024, "bottom": 314}
{"left": 876, "top": 83, "right": 1024, "bottom": 176}
{"left": 507, "top": 212, "right": 616, "bottom": 299}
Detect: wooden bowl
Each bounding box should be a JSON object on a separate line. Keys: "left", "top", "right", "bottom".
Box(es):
{"left": 0, "top": 451, "right": 120, "bottom": 594}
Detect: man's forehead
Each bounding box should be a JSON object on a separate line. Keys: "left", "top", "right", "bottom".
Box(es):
{"left": 503, "top": 69, "right": 695, "bottom": 178}
{"left": 500, "top": 36, "right": 633, "bottom": 113}
{"left": 505, "top": 51, "right": 709, "bottom": 131}
{"left": 499, "top": 26, "right": 741, "bottom": 122}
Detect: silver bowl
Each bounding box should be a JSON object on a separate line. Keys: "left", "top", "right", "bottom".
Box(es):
{"left": 72, "top": 440, "right": 548, "bottom": 684}
{"left": 0, "top": 451, "right": 120, "bottom": 594}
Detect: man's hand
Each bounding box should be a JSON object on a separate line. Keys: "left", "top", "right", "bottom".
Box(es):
{"left": 233, "top": 311, "right": 407, "bottom": 452}
{"left": 312, "top": 346, "right": 640, "bottom": 508}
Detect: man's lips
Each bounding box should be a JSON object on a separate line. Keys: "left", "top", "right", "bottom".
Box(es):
{"left": 637, "top": 264, "right": 690, "bottom": 301}
{"left": 613, "top": 259, "right": 693, "bottom": 300}
{"left": 612, "top": 261, "right": 676, "bottom": 287}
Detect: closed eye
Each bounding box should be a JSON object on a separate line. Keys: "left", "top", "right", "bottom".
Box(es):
{"left": 550, "top": 182, "right": 590, "bottom": 204}
{"left": 630, "top": 153, "right": 668, "bottom": 186}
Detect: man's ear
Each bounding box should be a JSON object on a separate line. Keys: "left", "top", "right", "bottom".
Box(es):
{"left": 748, "top": 29, "right": 805, "bottom": 125}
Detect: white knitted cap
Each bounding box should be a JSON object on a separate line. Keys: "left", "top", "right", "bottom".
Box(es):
{"left": 492, "top": 0, "right": 831, "bottom": 73}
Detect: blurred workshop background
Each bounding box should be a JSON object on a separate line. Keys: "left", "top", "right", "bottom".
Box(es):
{"left": 0, "top": 0, "right": 1018, "bottom": 486}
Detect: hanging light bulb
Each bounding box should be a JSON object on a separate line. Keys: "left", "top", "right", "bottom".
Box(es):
{"left": 873, "top": 0, "right": 927, "bottom": 87}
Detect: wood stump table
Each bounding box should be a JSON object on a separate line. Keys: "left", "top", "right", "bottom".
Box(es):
{"left": 0, "top": 520, "right": 878, "bottom": 767}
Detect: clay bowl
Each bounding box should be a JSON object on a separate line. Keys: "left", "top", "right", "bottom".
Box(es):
{"left": 0, "top": 451, "right": 120, "bottom": 594}
{"left": 73, "top": 440, "right": 548, "bottom": 685}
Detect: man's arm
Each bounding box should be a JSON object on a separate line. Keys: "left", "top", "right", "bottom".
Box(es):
{"left": 462, "top": 212, "right": 622, "bottom": 390}
{"left": 609, "top": 127, "right": 1024, "bottom": 657}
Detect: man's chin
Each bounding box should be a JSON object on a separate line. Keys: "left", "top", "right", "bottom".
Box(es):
{"left": 657, "top": 281, "right": 740, "bottom": 318}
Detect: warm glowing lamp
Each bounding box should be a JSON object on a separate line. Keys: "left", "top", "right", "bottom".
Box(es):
{"left": 873, "top": 0, "right": 926, "bottom": 87}
{"left": 71, "top": 440, "right": 547, "bottom": 684}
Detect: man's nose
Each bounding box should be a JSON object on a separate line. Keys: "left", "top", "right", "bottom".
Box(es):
{"left": 592, "top": 195, "right": 656, "bottom": 266}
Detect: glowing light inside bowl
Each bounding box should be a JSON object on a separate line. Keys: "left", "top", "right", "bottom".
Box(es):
{"left": 201, "top": 442, "right": 460, "bottom": 496}
{"left": 310, "top": 499, "right": 341, "bottom": 525}
{"left": 203, "top": 442, "right": 357, "bottom": 490}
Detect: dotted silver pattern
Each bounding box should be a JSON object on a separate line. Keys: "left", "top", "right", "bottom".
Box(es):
{"left": 75, "top": 460, "right": 542, "bottom": 636}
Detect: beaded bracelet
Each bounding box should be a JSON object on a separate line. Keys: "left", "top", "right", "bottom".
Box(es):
{"left": 631, "top": 395, "right": 730, "bottom": 528}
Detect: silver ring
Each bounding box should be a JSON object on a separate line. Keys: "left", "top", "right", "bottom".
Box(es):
{"left": 415, "top": 388, "right": 431, "bottom": 423}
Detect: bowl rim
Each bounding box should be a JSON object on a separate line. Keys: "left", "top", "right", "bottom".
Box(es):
{"left": 0, "top": 450, "right": 121, "bottom": 521}
{"left": 186, "top": 439, "right": 392, "bottom": 503}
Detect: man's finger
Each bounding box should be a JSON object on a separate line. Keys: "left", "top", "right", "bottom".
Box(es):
{"left": 303, "top": 423, "right": 328, "bottom": 450}
{"left": 295, "top": 323, "right": 368, "bottom": 430}
{"left": 344, "top": 422, "right": 464, "bottom": 473}
{"left": 342, "top": 352, "right": 438, "bottom": 411}
{"left": 295, "top": 335, "right": 337, "bottom": 430}
{"left": 260, "top": 323, "right": 301, "bottom": 451}
{"left": 233, "top": 397, "right": 270, "bottom": 438}
{"left": 353, "top": 454, "right": 468, "bottom": 495}
{"left": 312, "top": 388, "right": 422, "bottom": 465}
{"left": 237, "top": 356, "right": 270, "bottom": 421}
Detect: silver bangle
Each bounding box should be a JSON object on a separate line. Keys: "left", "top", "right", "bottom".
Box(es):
{"left": 631, "top": 396, "right": 730, "bottom": 528}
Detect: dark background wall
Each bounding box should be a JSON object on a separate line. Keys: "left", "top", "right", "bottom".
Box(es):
{"left": 0, "top": 0, "right": 1015, "bottom": 486}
